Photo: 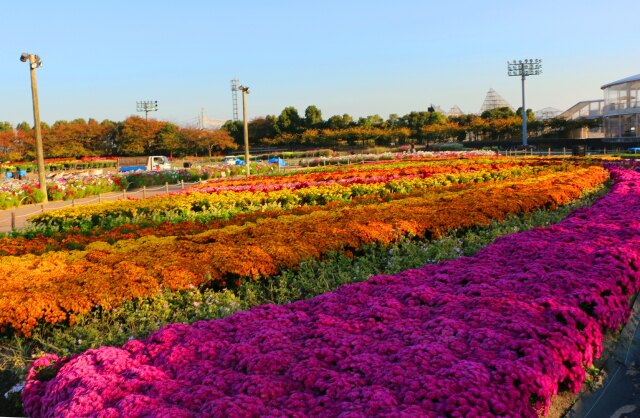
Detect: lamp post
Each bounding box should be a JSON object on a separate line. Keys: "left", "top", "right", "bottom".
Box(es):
{"left": 238, "top": 85, "right": 250, "bottom": 177}
{"left": 508, "top": 59, "right": 542, "bottom": 147}
{"left": 20, "top": 52, "right": 47, "bottom": 202}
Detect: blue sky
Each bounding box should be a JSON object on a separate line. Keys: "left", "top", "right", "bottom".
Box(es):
{"left": 1, "top": 0, "right": 638, "bottom": 126}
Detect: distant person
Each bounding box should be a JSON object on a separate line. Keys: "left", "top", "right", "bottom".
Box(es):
{"left": 410, "top": 143, "right": 416, "bottom": 153}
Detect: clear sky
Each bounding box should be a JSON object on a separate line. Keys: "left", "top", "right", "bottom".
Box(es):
{"left": 1, "top": 0, "right": 638, "bottom": 127}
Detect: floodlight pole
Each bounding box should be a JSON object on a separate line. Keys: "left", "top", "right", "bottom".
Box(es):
{"left": 136, "top": 100, "right": 158, "bottom": 122}
{"left": 239, "top": 85, "right": 250, "bottom": 177}
{"left": 520, "top": 65, "right": 527, "bottom": 147}
{"left": 508, "top": 59, "right": 542, "bottom": 147}
{"left": 21, "top": 53, "right": 47, "bottom": 202}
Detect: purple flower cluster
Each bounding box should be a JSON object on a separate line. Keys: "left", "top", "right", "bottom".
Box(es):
{"left": 22, "top": 168, "right": 640, "bottom": 417}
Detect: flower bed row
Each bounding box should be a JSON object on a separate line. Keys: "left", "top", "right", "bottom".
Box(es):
{"left": 0, "top": 175, "right": 126, "bottom": 209}
{"left": 0, "top": 166, "right": 608, "bottom": 336}
{"left": 183, "top": 158, "right": 558, "bottom": 195}
{"left": 27, "top": 161, "right": 578, "bottom": 229}
{"left": 299, "top": 149, "right": 498, "bottom": 166}
{"left": 0, "top": 161, "right": 591, "bottom": 256}
{"left": 21, "top": 167, "right": 640, "bottom": 417}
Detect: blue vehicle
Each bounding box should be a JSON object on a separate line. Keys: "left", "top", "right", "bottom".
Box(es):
{"left": 627, "top": 147, "right": 640, "bottom": 153}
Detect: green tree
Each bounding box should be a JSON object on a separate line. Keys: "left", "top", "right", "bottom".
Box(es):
{"left": 304, "top": 105, "right": 323, "bottom": 128}
{"left": 481, "top": 107, "right": 515, "bottom": 120}
{"left": 249, "top": 116, "right": 278, "bottom": 143}
{"left": 400, "top": 111, "right": 447, "bottom": 144}
{"left": 515, "top": 107, "right": 535, "bottom": 121}
{"left": 277, "top": 106, "right": 303, "bottom": 133}
{"left": 222, "top": 120, "right": 245, "bottom": 145}
{"left": 357, "top": 114, "right": 384, "bottom": 127}
{"left": 0, "top": 122, "right": 12, "bottom": 132}
{"left": 326, "top": 114, "right": 353, "bottom": 130}
{"left": 16, "top": 121, "right": 31, "bottom": 131}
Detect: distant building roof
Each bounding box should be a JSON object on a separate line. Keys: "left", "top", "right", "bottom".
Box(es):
{"left": 479, "top": 88, "right": 513, "bottom": 113}
{"left": 559, "top": 100, "right": 603, "bottom": 120}
{"left": 601, "top": 74, "right": 640, "bottom": 90}
{"left": 534, "top": 107, "right": 562, "bottom": 120}
{"left": 448, "top": 105, "right": 464, "bottom": 117}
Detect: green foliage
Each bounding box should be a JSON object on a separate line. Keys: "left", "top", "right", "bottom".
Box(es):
{"left": 304, "top": 105, "right": 323, "bottom": 128}
{"left": 481, "top": 106, "right": 516, "bottom": 120}
{"left": 277, "top": 106, "right": 303, "bottom": 134}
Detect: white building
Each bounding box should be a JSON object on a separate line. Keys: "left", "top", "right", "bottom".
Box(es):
{"left": 601, "top": 74, "right": 640, "bottom": 142}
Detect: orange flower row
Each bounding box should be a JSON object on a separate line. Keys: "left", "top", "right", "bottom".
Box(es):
{"left": 0, "top": 166, "right": 608, "bottom": 335}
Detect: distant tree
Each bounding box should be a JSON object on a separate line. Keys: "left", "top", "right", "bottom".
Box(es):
{"left": 304, "top": 105, "right": 323, "bottom": 128}
{"left": 221, "top": 120, "right": 244, "bottom": 145}
{"left": 515, "top": 107, "right": 535, "bottom": 121}
{"left": 249, "top": 116, "right": 278, "bottom": 143}
{"left": 357, "top": 114, "right": 384, "bottom": 127}
{"left": 387, "top": 114, "right": 400, "bottom": 127}
{"left": 481, "top": 107, "right": 515, "bottom": 120}
{"left": 182, "top": 128, "right": 238, "bottom": 157}
{"left": 0, "top": 122, "right": 12, "bottom": 132}
{"left": 326, "top": 114, "right": 353, "bottom": 130}
{"left": 117, "top": 116, "right": 164, "bottom": 155}
{"left": 199, "top": 129, "right": 237, "bottom": 157}
{"left": 277, "top": 106, "right": 303, "bottom": 133}
{"left": 400, "top": 111, "right": 447, "bottom": 144}
{"left": 156, "top": 123, "right": 182, "bottom": 157}
{"left": 16, "top": 121, "right": 31, "bottom": 131}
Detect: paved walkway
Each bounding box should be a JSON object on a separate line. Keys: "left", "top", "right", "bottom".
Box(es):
{"left": 0, "top": 181, "right": 198, "bottom": 232}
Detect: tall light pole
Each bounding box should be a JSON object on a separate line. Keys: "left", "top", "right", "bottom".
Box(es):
{"left": 238, "top": 85, "right": 250, "bottom": 177}
{"left": 136, "top": 100, "right": 158, "bottom": 121}
{"left": 20, "top": 52, "right": 47, "bottom": 202}
{"left": 508, "top": 59, "right": 542, "bottom": 146}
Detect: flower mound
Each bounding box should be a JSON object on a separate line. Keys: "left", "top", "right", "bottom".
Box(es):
{"left": 22, "top": 168, "right": 640, "bottom": 417}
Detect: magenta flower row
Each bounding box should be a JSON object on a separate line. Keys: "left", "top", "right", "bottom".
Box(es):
{"left": 184, "top": 173, "right": 432, "bottom": 195}
{"left": 22, "top": 168, "right": 640, "bottom": 417}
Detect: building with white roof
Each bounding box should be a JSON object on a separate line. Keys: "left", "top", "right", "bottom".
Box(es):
{"left": 601, "top": 74, "right": 640, "bottom": 142}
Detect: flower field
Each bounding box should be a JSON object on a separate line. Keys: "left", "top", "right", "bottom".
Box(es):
{"left": 2, "top": 154, "right": 636, "bottom": 416}
{"left": 28, "top": 157, "right": 580, "bottom": 229}
{"left": 17, "top": 165, "right": 640, "bottom": 417}
{"left": 0, "top": 159, "right": 607, "bottom": 336}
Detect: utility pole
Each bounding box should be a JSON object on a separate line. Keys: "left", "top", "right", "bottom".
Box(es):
{"left": 239, "top": 85, "right": 250, "bottom": 177}
{"left": 20, "top": 52, "right": 47, "bottom": 202}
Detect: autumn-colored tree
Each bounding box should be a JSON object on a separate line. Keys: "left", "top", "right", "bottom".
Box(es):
{"left": 198, "top": 129, "right": 237, "bottom": 157}
{"left": 181, "top": 128, "right": 237, "bottom": 157}
{"left": 156, "top": 123, "right": 182, "bottom": 157}
{"left": 117, "top": 116, "right": 164, "bottom": 155}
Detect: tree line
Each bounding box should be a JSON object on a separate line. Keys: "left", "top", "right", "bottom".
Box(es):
{"left": 0, "top": 117, "right": 236, "bottom": 161}
{"left": 0, "top": 106, "right": 598, "bottom": 161}
{"left": 222, "top": 105, "right": 599, "bottom": 148}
